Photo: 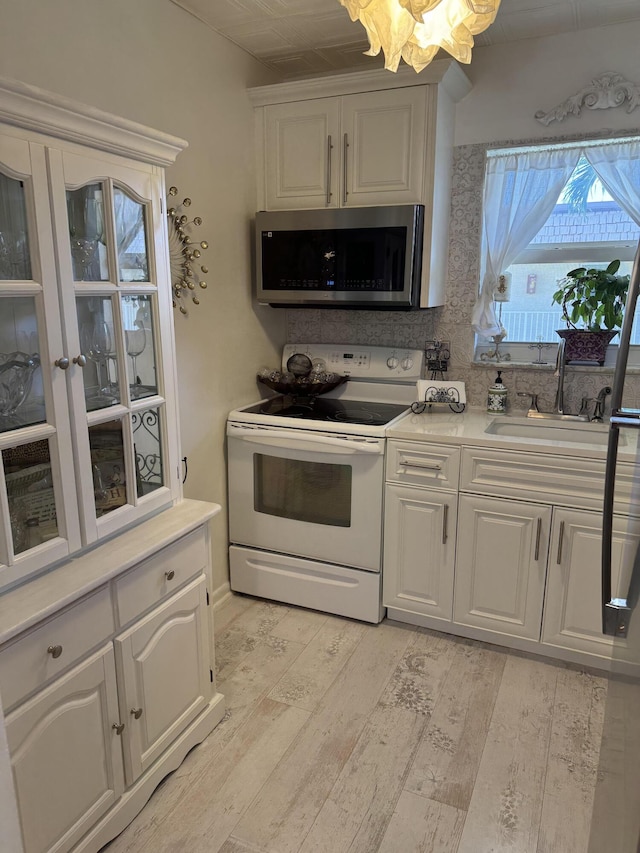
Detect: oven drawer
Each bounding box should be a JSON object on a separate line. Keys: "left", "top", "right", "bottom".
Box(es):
{"left": 386, "top": 441, "right": 460, "bottom": 491}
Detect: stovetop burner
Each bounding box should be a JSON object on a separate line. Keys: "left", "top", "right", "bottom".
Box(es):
{"left": 243, "top": 395, "right": 409, "bottom": 427}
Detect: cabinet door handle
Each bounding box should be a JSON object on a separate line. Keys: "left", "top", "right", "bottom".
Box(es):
{"left": 326, "top": 135, "right": 333, "bottom": 205}
{"left": 534, "top": 517, "right": 542, "bottom": 561}
{"left": 165, "top": 570, "right": 175, "bottom": 580}
{"left": 54, "top": 357, "right": 70, "bottom": 370}
{"left": 47, "top": 644, "right": 63, "bottom": 659}
{"left": 442, "top": 504, "right": 449, "bottom": 545}
{"left": 556, "top": 520, "right": 565, "bottom": 564}
{"left": 112, "top": 722, "right": 125, "bottom": 735}
{"left": 403, "top": 459, "right": 442, "bottom": 471}
{"left": 342, "top": 133, "right": 349, "bottom": 205}
{"left": 130, "top": 707, "right": 143, "bottom": 719}
{"left": 73, "top": 354, "right": 87, "bottom": 367}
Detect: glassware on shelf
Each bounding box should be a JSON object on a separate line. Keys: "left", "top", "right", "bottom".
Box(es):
{"left": 79, "top": 320, "right": 115, "bottom": 406}
{"left": 125, "top": 323, "right": 146, "bottom": 388}
{"left": 0, "top": 351, "right": 41, "bottom": 416}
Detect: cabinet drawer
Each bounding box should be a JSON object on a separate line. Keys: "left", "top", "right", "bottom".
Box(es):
{"left": 386, "top": 441, "right": 460, "bottom": 491}
{"left": 114, "top": 528, "right": 207, "bottom": 627}
{"left": 460, "top": 447, "right": 608, "bottom": 510}
{"left": 0, "top": 586, "right": 114, "bottom": 711}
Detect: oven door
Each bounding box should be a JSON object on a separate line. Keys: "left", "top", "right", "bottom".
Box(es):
{"left": 227, "top": 423, "right": 385, "bottom": 571}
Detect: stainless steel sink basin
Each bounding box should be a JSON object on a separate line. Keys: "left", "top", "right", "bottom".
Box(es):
{"left": 484, "top": 417, "right": 618, "bottom": 445}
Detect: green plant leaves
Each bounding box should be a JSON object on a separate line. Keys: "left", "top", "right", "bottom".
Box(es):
{"left": 550, "top": 261, "right": 629, "bottom": 331}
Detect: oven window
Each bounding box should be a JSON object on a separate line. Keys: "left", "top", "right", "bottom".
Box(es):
{"left": 254, "top": 454, "right": 352, "bottom": 527}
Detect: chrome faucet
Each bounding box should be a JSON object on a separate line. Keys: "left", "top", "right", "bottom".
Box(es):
{"left": 591, "top": 386, "right": 612, "bottom": 422}
{"left": 518, "top": 339, "right": 589, "bottom": 421}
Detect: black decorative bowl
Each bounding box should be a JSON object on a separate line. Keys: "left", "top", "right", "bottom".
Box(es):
{"left": 257, "top": 374, "right": 348, "bottom": 397}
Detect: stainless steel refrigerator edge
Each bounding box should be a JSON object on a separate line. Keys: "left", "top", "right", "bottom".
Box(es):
{"left": 591, "top": 238, "right": 640, "bottom": 853}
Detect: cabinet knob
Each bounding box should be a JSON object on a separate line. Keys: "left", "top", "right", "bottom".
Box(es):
{"left": 54, "top": 357, "right": 70, "bottom": 370}
{"left": 73, "top": 354, "right": 87, "bottom": 367}
{"left": 47, "top": 644, "right": 63, "bottom": 659}
{"left": 130, "top": 707, "right": 143, "bottom": 719}
{"left": 165, "top": 570, "right": 175, "bottom": 581}
{"left": 112, "top": 722, "right": 125, "bottom": 735}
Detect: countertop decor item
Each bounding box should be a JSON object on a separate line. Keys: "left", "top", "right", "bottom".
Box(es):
{"left": 552, "top": 260, "right": 630, "bottom": 364}
{"left": 166, "top": 186, "right": 209, "bottom": 315}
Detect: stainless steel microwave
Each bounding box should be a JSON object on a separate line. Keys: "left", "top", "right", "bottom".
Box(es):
{"left": 255, "top": 204, "right": 425, "bottom": 309}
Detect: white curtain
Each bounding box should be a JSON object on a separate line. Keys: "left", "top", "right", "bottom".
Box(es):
{"left": 585, "top": 140, "right": 640, "bottom": 227}
{"left": 472, "top": 148, "right": 581, "bottom": 338}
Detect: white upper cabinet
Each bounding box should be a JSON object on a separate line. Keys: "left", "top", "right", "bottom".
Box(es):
{"left": 0, "top": 77, "right": 186, "bottom": 592}
{"left": 264, "top": 99, "right": 341, "bottom": 209}
{"left": 262, "top": 87, "right": 426, "bottom": 210}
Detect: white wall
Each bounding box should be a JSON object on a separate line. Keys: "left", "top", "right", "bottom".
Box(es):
{"left": 456, "top": 20, "right": 640, "bottom": 145}
{"left": 0, "top": 0, "right": 287, "bottom": 597}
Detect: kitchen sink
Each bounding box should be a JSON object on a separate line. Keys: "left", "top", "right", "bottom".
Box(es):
{"left": 484, "top": 417, "right": 621, "bottom": 445}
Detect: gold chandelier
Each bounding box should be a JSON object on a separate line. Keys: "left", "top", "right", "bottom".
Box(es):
{"left": 338, "top": 0, "right": 501, "bottom": 73}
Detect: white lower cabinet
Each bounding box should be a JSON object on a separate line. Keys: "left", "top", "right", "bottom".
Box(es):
{"left": 5, "top": 646, "right": 124, "bottom": 853}
{"left": 115, "top": 577, "right": 211, "bottom": 785}
{"left": 383, "top": 437, "right": 640, "bottom": 672}
{"left": 454, "top": 495, "right": 551, "bottom": 641}
{"left": 383, "top": 483, "right": 456, "bottom": 624}
{"left": 0, "top": 503, "right": 225, "bottom": 853}
{"left": 542, "top": 508, "right": 640, "bottom": 665}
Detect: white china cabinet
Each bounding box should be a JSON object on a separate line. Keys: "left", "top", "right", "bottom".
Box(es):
{"left": 0, "top": 81, "right": 184, "bottom": 591}
{"left": 248, "top": 59, "right": 472, "bottom": 308}
{"left": 0, "top": 78, "right": 225, "bottom": 853}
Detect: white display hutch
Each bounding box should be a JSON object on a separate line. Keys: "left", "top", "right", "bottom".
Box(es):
{"left": 0, "top": 77, "right": 225, "bottom": 853}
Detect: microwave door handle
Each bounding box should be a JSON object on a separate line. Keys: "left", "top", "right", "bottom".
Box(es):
{"left": 229, "top": 427, "right": 383, "bottom": 455}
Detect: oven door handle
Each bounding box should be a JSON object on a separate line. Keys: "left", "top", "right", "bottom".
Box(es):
{"left": 228, "top": 427, "right": 384, "bottom": 455}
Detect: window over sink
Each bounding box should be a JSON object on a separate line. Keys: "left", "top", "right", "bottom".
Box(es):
{"left": 473, "top": 136, "right": 640, "bottom": 364}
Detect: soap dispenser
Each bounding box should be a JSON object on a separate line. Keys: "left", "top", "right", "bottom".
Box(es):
{"left": 487, "top": 370, "right": 508, "bottom": 414}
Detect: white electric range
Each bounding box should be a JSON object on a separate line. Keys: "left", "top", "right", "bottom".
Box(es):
{"left": 226, "top": 344, "right": 423, "bottom": 623}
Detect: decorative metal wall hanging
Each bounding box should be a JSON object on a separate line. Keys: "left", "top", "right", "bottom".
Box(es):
{"left": 535, "top": 72, "right": 640, "bottom": 126}
{"left": 166, "top": 186, "right": 209, "bottom": 315}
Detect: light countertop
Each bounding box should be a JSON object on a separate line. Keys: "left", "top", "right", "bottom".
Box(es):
{"left": 387, "top": 407, "right": 638, "bottom": 462}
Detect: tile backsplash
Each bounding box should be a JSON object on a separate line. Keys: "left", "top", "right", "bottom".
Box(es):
{"left": 286, "top": 141, "right": 640, "bottom": 417}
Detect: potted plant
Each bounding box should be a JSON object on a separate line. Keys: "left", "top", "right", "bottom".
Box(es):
{"left": 551, "top": 260, "right": 630, "bottom": 365}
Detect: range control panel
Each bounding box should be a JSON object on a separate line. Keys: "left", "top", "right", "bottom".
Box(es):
{"left": 282, "top": 344, "right": 424, "bottom": 382}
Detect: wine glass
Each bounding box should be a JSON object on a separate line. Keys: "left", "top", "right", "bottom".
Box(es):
{"left": 125, "top": 322, "right": 146, "bottom": 391}
{"left": 80, "top": 319, "right": 114, "bottom": 405}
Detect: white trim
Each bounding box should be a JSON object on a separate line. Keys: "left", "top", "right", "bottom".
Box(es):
{"left": 0, "top": 76, "right": 187, "bottom": 167}
{"left": 247, "top": 58, "right": 471, "bottom": 106}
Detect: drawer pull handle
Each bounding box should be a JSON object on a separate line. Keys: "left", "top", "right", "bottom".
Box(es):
{"left": 165, "top": 570, "right": 175, "bottom": 580}
{"left": 442, "top": 504, "right": 449, "bottom": 545}
{"left": 47, "top": 644, "right": 63, "bottom": 659}
{"left": 131, "top": 707, "right": 143, "bottom": 719}
{"left": 556, "top": 520, "right": 565, "bottom": 564}
{"left": 112, "top": 722, "right": 125, "bottom": 735}
{"left": 534, "top": 518, "right": 542, "bottom": 561}
{"left": 403, "top": 459, "right": 442, "bottom": 471}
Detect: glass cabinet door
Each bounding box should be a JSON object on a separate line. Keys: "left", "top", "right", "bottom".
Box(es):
{"left": 49, "top": 147, "right": 177, "bottom": 544}
{"left": 0, "top": 134, "right": 81, "bottom": 587}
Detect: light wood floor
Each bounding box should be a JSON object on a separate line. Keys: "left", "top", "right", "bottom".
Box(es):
{"left": 103, "top": 595, "right": 606, "bottom": 853}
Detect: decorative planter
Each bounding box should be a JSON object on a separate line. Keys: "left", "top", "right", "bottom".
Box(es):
{"left": 555, "top": 329, "right": 618, "bottom": 365}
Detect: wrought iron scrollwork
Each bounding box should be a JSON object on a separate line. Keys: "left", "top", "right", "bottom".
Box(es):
{"left": 132, "top": 409, "right": 163, "bottom": 493}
